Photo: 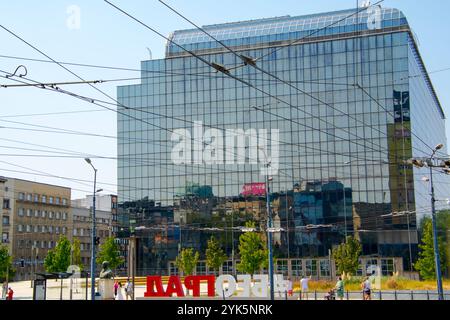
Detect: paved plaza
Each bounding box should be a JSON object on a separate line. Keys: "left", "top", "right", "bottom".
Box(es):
{"left": 3, "top": 279, "right": 450, "bottom": 301}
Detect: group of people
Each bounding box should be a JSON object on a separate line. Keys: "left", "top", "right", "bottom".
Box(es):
{"left": 1, "top": 283, "right": 13, "bottom": 300}
{"left": 113, "top": 279, "right": 133, "bottom": 300}
{"left": 286, "top": 274, "right": 373, "bottom": 300}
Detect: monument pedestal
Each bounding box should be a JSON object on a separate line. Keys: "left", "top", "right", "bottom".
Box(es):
{"left": 99, "top": 279, "right": 115, "bottom": 300}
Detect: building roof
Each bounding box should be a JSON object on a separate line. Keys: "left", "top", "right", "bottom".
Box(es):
{"left": 2, "top": 176, "right": 71, "bottom": 191}
{"left": 168, "top": 7, "right": 407, "bottom": 51}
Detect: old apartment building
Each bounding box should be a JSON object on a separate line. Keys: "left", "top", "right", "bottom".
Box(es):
{"left": 1, "top": 177, "right": 71, "bottom": 281}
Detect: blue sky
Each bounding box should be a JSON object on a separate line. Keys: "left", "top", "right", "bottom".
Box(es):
{"left": 1, "top": 0, "right": 449, "bottom": 199}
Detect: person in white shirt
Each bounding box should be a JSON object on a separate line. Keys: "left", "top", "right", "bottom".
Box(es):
{"left": 362, "top": 277, "right": 372, "bottom": 300}
{"left": 115, "top": 282, "right": 124, "bottom": 300}
{"left": 125, "top": 279, "right": 133, "bottom": 300}
{"left": 300, "top": 275, "right": 312, "bottom": 300}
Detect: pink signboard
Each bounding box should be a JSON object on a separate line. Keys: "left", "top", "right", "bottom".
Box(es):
{"left": 241, "top": 183, "right": 266, "bottom": 196}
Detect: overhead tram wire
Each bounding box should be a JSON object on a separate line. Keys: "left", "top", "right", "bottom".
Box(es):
{"left": 0, "top": 54, "right": 364, "bottom": 89}
{"left": 157, "top": 0, "right": 393, "bottom": 158}
{"left": 156, "top": 1, "right": 443, "bottom": 162}
{"left": 104, "top": 0, "right": 390, "bottom": 158}
{"left": 0, "top": 38, "right": 394, "bottom": 164}
{"left": 0, "top": 72, "right": 388, "bottom": 165}
{"left": 3, "top": 53, "right": 450, "bottom": 85}
{"left": 0, "top": 73, "right": 442, "bottom": 170}
{"left": 0, "top": 54, "right": 218, "bottom": 79}
{"left": 104, "top": 0, "right": 392, "bottom": 164}
{"left": 3, "top": 75, "right": 438, "bottom": 194}
{"left": 0, "top": 70, "right": 440, "bottom": 161}
{"left": 0, "top": 109, "right": 107, "bottom": 119}
{"left": 0, "top": 15, "right": 438, "bottom": 182}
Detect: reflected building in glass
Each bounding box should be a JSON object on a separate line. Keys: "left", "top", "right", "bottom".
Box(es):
{"left": 117, "top": 7, "right": 448, "bottom": 275}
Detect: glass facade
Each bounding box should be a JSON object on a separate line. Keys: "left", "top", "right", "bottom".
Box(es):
{"left": 117, "top": 7, "right": 448, "bottom": 275}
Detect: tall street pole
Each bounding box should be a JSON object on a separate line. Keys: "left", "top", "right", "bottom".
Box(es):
{"left": 265, "top": 171, "right": 274, "bottom": 301}
{"left": 128, "top": 235, "right": 136, "bottom": 300}
{"left": 85, "top": 158, "right": 97, "bottom": 301}
{"left": 429, "top": 164, "right": 444, "bottom": 300}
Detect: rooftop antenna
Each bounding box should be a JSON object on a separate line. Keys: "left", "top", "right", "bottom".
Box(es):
{"left": 146, "top": 47, "right": 153, "bottom": 60}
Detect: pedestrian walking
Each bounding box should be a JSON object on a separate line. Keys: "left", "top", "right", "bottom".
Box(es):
{"left": 299, "top": 274, "right": 312, "bottom": 300}
{"left": 287, "top": 277, "right": 293, "bottom": 297}
{"left": 2, "top": 282, "right": 7, "bottom": 300}
{"left": 6, "top": 287, "right": 13, "bottom": 301}
{"left": 335, "top": 276, "right": 344, "bottom": 300}
{"left": 115, "top": 282, "right": 124, "bottom": 300}
{"left": 125, "top": 278, "right": 133, "bottom": 300}
{"left": 361, "top": 277, "right": 371, "bottom": 300}
{"left": 114, "top": 280, "right": 119, "bottom": 298}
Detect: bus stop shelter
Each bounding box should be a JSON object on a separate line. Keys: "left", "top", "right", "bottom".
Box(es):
{"left": 34, "top": 271, "right": 89, "bottom": 300}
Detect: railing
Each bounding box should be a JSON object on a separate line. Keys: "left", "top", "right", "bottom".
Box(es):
{"left": 296, "top": 290, "right": 450, "bottom": 301}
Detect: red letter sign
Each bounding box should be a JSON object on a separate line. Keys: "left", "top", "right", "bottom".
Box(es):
{"left": 184, "top": 276, "right": 216, "bottom": 297}
{"left": 165, "top": 276, "right": 185, "bottom": 297}
{"left": 144, "top": 276, "right": 165, "bottom": 297}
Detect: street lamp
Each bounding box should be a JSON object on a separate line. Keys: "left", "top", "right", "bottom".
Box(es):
{"left": 410, "top": 144, "right": 445, "bottom": 300}
{"left": 84, "top": 158, "right": 98, "bottom": 301}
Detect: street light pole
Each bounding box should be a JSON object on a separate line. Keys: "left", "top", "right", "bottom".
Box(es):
{"left": 412, "top": 145, "right": 445, "bottom": 300}
{"left": 85, "top": 158, "right": 97, "bottom": 301}
{"left": 429, "top": 155, "right": 444, "bottom": 300}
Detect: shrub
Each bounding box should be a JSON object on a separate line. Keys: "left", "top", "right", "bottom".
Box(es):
{"left": 386, "top": 278, "right": 400, "bottom": 290}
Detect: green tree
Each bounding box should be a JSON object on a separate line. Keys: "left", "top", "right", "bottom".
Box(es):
{"left": 415, "top": 219, "right": 447, "bottom": 280}
{"left": 44, "top": 250, "right": 57, "bottom": 273}
{"left": 44, "top": 236, "right": 71, "bottom": 273}
{"left": 0, "top": 246, "right": 15, "bottom": 282}
{"left": 176, "top": 248, "right": 199, "bottom": 275}
{"left": 71, "top": 238, "right": 83, "bottom": 271}
{"left": 96, "top": 237, "right": 124, "bottom": 270}
{"left": 332, "top": 236, "right": 362, "bottom": 276}
{"left": 237, "top": 222, "right": 268, "bottom": 275}
{"left": 206, "top": 236, "right": 227, "bottom": 274}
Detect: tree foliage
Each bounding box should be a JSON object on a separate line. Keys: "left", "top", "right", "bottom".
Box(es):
{"left": 332, "top": 236, "right": 362, "bottom": 276}
{"left": 415, "top": 219, "right": 447, "bottom": 280}
{"left": 96, "top": 237, "right": 124, "bottom": 270}
{"left": 71, "top": 238, "right": 83, "bottom": 271}
{"left": 44, "top": 236, "right": 71, "bottom": 273}
{"left": 206, "top": 236, "right": 227, "bottom": 273}
{"left": 0, "top": 245, "right": 15, "bottom": 281}
{"left": 176, "top": 248, "right": 199, "bottom": 275}
{"left": 237, "top": 222, "right": 268, "bottom": 275}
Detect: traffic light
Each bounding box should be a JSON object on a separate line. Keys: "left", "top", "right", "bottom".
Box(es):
{"left": 95, "top": 237, "right": 100, "bottom": 246}
{"left": 20, "top": 259, "right": 25, "bottom": 268}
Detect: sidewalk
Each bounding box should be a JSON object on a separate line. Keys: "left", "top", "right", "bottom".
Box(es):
{"left": 4, "top": 280, "right": 450, "bottom": 300}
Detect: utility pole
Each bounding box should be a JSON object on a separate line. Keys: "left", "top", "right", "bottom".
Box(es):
{"left": 429, "top": 162, "right": 444, "bottom": 300}
{"left": 410, "top": 144, "right": 445, "bottom": 300}
{"left": 85, "top": 158, "right": 98, "bottom": 301}
{"left": 128, "top": 235, "right": 136, "bottom": 300}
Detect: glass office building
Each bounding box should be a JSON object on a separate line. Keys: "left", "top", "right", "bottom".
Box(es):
{"left": 117, "top": 7, "right": 448, "bottom": 274}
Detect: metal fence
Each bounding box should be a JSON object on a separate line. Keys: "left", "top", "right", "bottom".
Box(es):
{"left": 294, "top": 290, "right": 450, "bottom": 301}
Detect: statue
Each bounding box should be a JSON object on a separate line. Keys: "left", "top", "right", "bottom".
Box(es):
{"left": 99, "top": 261, "right": 114, "bottom": 279}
